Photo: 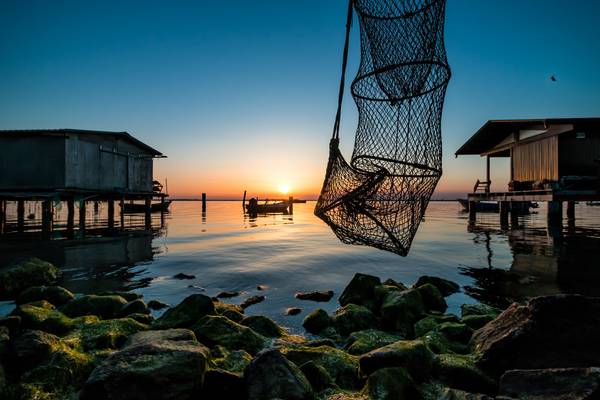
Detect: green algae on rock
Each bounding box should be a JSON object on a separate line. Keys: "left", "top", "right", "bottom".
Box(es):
{"left": 433, "top": 353, "right": 496, "bottom": 395}
{"left": 333, "top": 304, "right": 378, "bottom": 337}
{"left": 344, "top": 329, "right": 404, "bottom": 356}
{"left": 61, "top": 295, "right": 128, "bottom": 319}
{"left": 416, "top": 283, "right": 447, "bottom": 313}
{"left": 339, "top": 273, "right": 382, "bottom": 312}
{"left": 0, "top": 258, "right": 61, "bottom": 299}
{"left": 241, "top": 315, "right": 285, "bottom": 338}
{"left": 302, "top": 308, "right": 332, "bottom": 335}
{"left": 380, "top": 289, "right": 425, "bottom": 336}
{"left": 153, "top": 294, "right": 216, "bottom": 329}
{"left": 414, "top": 276, "right": 460, "bottom": 297}
{"left": 363, "top": 367, "right": 419, "bottom": 400}
{"left": 192, "top": 315, "right": 267, "bottom": 355}
{"left": 11, "top": 301, "right": 74, "bottom": 335}
{"left": 359, "top": 340, "right": 435, "bottom": 382}
{"left": 16, "top": 286, "right": 74, "bottom": 307}
{"left": 214, "top": 300, "right": 245, "bottom": 322}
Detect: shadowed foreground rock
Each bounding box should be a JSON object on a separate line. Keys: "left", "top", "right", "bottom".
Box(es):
{"left": 471, "top": 294, "right": 600, "bottom": 376}
{"left": 152, "top": 293, "right": 215, "bottom": 329}
{"left": 245, "top": 349, "right": 314, "bottom": 400}
{"left": 498, "top": 368, "right": 600, "bottom": 400}
{"left": 80, "top": 340, "right": 210, "bottom": 400}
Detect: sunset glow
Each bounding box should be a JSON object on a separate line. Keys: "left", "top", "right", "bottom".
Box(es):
{"left": 278, "top": 184, "right": 290, "bottom": 195}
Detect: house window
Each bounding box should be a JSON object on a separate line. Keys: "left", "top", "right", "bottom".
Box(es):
{"left": 576, "top": 132, "right": 586, "bottom": 139}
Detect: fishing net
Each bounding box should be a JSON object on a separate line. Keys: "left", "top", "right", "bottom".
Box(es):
{"left": 315, "top": 0, "right": 451, "bottom": 256}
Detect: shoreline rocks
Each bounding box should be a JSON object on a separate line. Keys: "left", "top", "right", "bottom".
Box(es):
{"left": 2, "top": 258, "right": 599, "bottom": 400}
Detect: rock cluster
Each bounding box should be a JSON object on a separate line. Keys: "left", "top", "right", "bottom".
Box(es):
{"left": 1, "top": 259, "right": 599, "bottom": 400}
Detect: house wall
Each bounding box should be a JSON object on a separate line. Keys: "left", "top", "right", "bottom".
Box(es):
{"left": 558, "top": 130, "right": 600, "bottom": 177}
{"left": 64, "top": 134, "right": 153, "bottom": 192}
{"left": 512, "top": 136, "right": 559, "bottom": 182}
{"left": 0, "top": 136, "right": 66, "bottom": 189}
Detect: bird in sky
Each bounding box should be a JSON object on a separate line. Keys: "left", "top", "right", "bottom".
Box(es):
{"left": 550, "top": 75, "right": 557, "bottom": 82}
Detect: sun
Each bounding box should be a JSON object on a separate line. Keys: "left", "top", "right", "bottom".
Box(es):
{"left": 278, "top": 183, "right": 290, "bottom": 195}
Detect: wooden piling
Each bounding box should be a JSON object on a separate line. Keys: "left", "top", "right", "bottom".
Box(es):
{"left": 499, "top": 201, "right": 509, "bottom": 227}
{"left": 67, "top": 198, "right": 75, "bottom": 232}
{"left": 144, "top": 197, "right": 152, "bottom": 229}
{"left": 79, "top": 200, "right": 86, "bottom": 232}
{"left": 547, "top": 200, "right": 563, "bottom": 227}
{"left": 566, "top": 201, "right": 575, "bottom": 220}
{"left": 289, "top": 196, "right": 294, "bottom": 214}
{"left": 468, "top": 201, "right": 476, "bottom": 222}
{"left": 0, "top": 200, "right": 5, "bottom": 234}
{"left": 202, "top": 193, "right": 207, "bottom": 212}
{"left": 120, "top": 197, "right": 125, "bottom": 229}
{"left": 108, "top": 200, "right": 115, "bottom": 229}
{"left": 42, "top": 199, "right": 53, "bottom": 234}
{"left": 17, "top": 199, "right": 25, "bottom": 231}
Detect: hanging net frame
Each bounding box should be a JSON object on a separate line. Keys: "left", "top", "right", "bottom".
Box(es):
{"left": 315, "top": 0, "right": 451, "bottom": 256}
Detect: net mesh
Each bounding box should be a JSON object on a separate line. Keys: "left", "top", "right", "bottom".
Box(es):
{"left": 315, "top": 0, "right": 451, "bottom": 256}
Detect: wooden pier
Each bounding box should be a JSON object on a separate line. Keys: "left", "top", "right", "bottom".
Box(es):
{"left": 456, "top": 118, "right": 600, "bottom": 228}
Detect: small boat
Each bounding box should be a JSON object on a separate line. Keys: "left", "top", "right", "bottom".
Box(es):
{"left": 246, "top": 201, "right": 290, "bottom": 214}
{"left": 121, "top": 200, "right": 172, "bottom": 213}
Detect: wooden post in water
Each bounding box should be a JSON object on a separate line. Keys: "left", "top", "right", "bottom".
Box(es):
{"left": 468, "top": 201, "right": 476, "bottom": 222}
{"left": 289, "top": 196, "right": 293, "bottom": 214}
{"left": 107, "top": 199, "right": 115, "bottom": 229}
{"left": 144, "top": 196, "right": 152, "bottom": 229}
{"left": 66, "top": 198, "right": 75, "bottom": 235}
{"left": 17, "top": 199, "right": 25, "bottom": 231}
{"left": 42, "top": 199, "right": 53, "bottom": 235}
{"left": 0, "top": 200, "right": 5, "bottom": 234}
{"left": 566, "top": 201, "right": 575, "bottom": 220}
{"left": 499, "top": 201, "right": 509, "bottom": 227}
{"left": 547, "top": 200, "right": 563, "bottom": 227}
{"left": 120, "top": 197, "right": 125, "bottom": 229}
{"left": 79, "top": 200, "right": 86, "bottom": 232}
{"left": 202, "top": 193, "right": 207, "bottom": 212}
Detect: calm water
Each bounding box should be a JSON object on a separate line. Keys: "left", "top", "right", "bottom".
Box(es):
{"left": 2, "top": 200, "right": 600, "bottom": 333}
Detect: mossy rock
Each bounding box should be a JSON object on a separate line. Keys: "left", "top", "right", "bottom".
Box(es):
{"left": 12, "top": 329, "right": 64, "bottom": 371}
{"left": 339, "top": 273, "right": 382, "bottom": 312}
{"left": 125, "top": 328, "right": 197, "bottom": 347}
{"left": 214, "top": 300, "right": 245, "bottom": 322}
{"left": 433, "top": 354, "right": 496, "bottom": 395}
{"left": 61, "top": 295, "right": 128, "bottom": 319}
{"left": 359, "top": 340, "right": 435, "bottom": 382}
{"left": 98, "top": 291, "right": 141, "bottom": 302}
{"left": 460, "top": 304, "right": 501, "bottom": 319}
{"left": 0, "top": 315, "right": 21, "bottom": 336}
{"left": 461, "top": 314, "right": 495, "bottom": 330}
{"left": 281, "top": 345, "right": 361, "bottom": 389}
{"left": 211, "top": 345, "right": 252, "bottom": 374}
{"left": 11, "top": 301, "right": 73, "bottom": 335}
{"left": 300, "top": 360, "right": 338, "bottom": 392}
{"left": 128, "top": 313, "right": 155, "bottom": 325}
{"left": 21, "top": 346, "right": 94, "bottom": 395}
{"left": 414, "top": 276, "right": 460, "bottom": 297}
{"left": 363, "top": 367, "right": 419, "bottom": 400}
{"left": 344, "top": 329, "right": 404, "bottom": 356}
{"left": 420, "top": 330, "right": 470, "bottom": 355}
{"left": 192, "top": 315, "right": 267, "bottom": 355}
{"left": 333, "top": 304, "right": 378, "bottom": 336}
{"left": 70, "top": 318, "right": 147, "bottom": 351}
{"left": 437, "top": 322, "right": 473, "bottom": 345}
{"left": 119, "top": 299, "right": 149, "bottom": 317}
{"left": 416, "top": 284, "right": 447, "bottom": 313}
{"left": 153, "top": 294, "right": 216, "bottom": 329}
{"left": 414, "top": 314, "right": 460, "bottom": 338}
{"left": 0, "top": 258, "right": 61, "bottom": 299}
{"left": 16, "top": 286, "right": 74, "bottom": 306}
{"left": 380, "top": 289, "right": 425, "bottom": 337}
{"left": 241, "top": 315, "right": 285, "bottom": 338}
{"left": 303, "top": 308, "right": 332, "bottom": 334}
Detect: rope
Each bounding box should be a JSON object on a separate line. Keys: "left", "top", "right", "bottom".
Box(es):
{"left": 332, "top": 0, "right": 354, "bottom": 141}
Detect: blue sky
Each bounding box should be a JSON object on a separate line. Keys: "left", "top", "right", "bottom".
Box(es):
{"left": 1, "top": 0, "right": 599, "bottom": 198}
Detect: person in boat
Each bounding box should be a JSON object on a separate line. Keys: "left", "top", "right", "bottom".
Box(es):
{"left": 248, "top": 198, "right": 258, "bottom": 209}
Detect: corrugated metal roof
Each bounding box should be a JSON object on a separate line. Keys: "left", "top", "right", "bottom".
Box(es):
{"left": 0, "top": 129, "right": 163, "bottom": 156}
{"left": 455, "top": 118, "right": 600, "bottom": 156}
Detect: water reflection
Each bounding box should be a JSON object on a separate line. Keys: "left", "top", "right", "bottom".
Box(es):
{"left": 462, "top": 211, "right": 600, "bottom": 309}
